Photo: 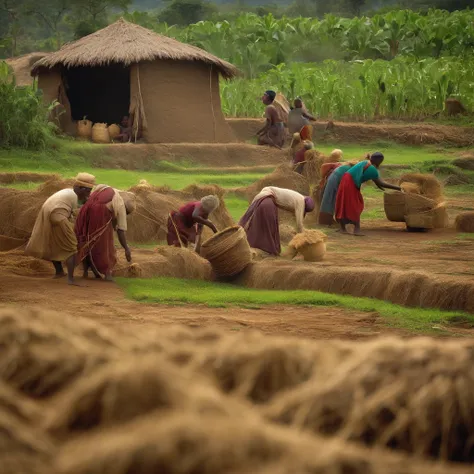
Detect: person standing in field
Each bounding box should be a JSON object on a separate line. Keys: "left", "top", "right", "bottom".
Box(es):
{"left": 292, "top": 140, "right": 314, "bottom": 174}
{"left": 288, "top": 98, "right": 316, "bottom": 136}
{"left": 335, "top": 152, "right": 401, "bottom": 236}
{"left": 239, "top": 186, "right": 315, "bottom": 256}
{"left": 167, "top": 196, "right": 220, "bottom": 254}
{"left": 25, "top": 172, "right": 96, "bottom": 285}
{"left": 75, "top": 185, "right": 136, "bottom": 282}
{"left": 256, "top": 90, "right": 286, "bottom": 149}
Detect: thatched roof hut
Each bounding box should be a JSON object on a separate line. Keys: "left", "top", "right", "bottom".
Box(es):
{"left": 31, "top": 19, "right": 238, "bottom": 143}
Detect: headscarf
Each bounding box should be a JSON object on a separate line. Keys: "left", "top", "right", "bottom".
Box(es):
{"left": 329, "top": 149, "right": 343, "bottom": 162}
{"left": 119, "top": 191, "right": 137, "bottom": 214}
{"left": 200, "top": 195, "right": 219, "bottom": 214}
{"left": 304, "top": 196, "right": 315, "bottom": 213}
{"left": 265, "top": 90, "right": 276, "bottom": 101}
{"left": 74, "top": 172, "right": 96, "bottom": 189}
{"left": 371, "top": 151, "right": 384, "bottom": 160}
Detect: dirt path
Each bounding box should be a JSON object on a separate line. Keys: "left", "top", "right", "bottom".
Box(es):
{"left": 0, "top": 272, "right": 410, "bottom": 340}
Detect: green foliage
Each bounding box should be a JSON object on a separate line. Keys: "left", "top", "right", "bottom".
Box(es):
{"left": 158, "top": 0, "right": 217, "bottom": 26}
{"left": 0, "top": 62, "right": 57, "bottom": 149}
{"left": 220, "top": 56, "right": 474, "bottom": 119}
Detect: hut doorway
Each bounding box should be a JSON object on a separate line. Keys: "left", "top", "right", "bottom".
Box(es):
{"left": 63, "top": 64, "right": 130, "bottom": 125}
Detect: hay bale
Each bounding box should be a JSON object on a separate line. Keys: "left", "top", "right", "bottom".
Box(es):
{"left": 108, "top": 124, "right": 121, "bottom": 140}
{"left": 266, "top": 337, "right": 474, "bottom": 462}
{"left": 76, "top": 119, "right": 92, "bottom": 140}
{"left": 0, "top": 250, "right": 52, "bottom": 277}
{"left": 91, "top": 123, "right": 110, "bottom": 144}
{"left": 0, "top": 307, "right": 129, "bottom": 397}
{"left": 455, "top": 212, "right": 474, "bottom": 233}
{"left": 399, "top": 173, "right": 443, "bottom": 202}
{"left": 200, "top": 226, "right": 252, "bottom": 278}
{"left": 45, "top": 355, "right": 233, "bottom": 438}
{"left": 405, "top": 213, "right": 433, "bottom": 229}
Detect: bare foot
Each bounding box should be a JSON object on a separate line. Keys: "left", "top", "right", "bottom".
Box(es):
{"left": 104, "top": 275, "right": 114, "bottom": 282}
{"left": 68, "top": 279, "right": 86, "bottom": 287}
{"left": 353, "top": 232, "right": 366, "bottom": 237}
{"left": 53, "top": 273, "right": 66, "bottom": 279}
{"left": 340, "top": 229, "right": 349, "bottom": 234}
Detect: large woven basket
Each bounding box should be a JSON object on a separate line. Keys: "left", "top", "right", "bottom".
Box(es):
{"left": 108, "top": 124, "right": 121, "bottom": 141}
{"left": 91, "top": 123, "right": 110, "bottom": 144}
{"left": 405, "top": 193, "right": 435, "bottom": 214}
{"left": 77, "top": 119, "right": 92, "bottom": 140}
{"left": 200, "top": 225, "right": 252, "bottom": 277}
{"left": 383, "top": 191, "right": 406, "bottom": 222}
{"left": 405, "top": 213, "right": 434, "bottom": 229}
{"left": 299, "top": 241, "right": 326, "bottom": 262}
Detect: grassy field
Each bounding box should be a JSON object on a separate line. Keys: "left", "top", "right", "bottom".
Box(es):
{"left": 118, "top": 277, "right": 474, "bottom": 333}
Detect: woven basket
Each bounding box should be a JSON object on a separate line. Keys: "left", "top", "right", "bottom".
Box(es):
{"left": 91, "top": 123, "right": 110, "bottom": 144}
{"left": 405, "top": 213, "right": 434, "bottom": 229}
{"left": 405, "top": 193, "right": 435, "bottom": 214}
{"left": 299, "top": 241, "right": 326, "bottom": 262}
{"left": 108, "top": 124, "right": 121, "bottom": 140}
{"left": 200, "top": 226, "right": 252, "bottom": 277}
{"left": 383, "top": 191, "right": 406, "bottom": 222}
{"left": 407, "top": 203, "right": 449, "bottom": 230}
{"left": 77, "top": 119, "right": 92, "bottom": 140}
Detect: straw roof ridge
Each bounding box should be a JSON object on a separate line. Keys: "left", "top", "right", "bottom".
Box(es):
{"left": 31, "top": 18, "right": 238, "bottom": 79}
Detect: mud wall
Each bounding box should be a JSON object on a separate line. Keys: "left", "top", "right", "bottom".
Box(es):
{"left": 132, "top": 60, "right": 235, "bottom": 143}
{"left": 37, "top": 68, "right": 75, "bottom": 136}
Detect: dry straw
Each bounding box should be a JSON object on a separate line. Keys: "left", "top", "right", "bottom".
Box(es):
{"left": 0, "top": 307, "right": 132, "bottom": 397}
{"left": 45, "top": 355, "right": 233, "bottom": 438}
{"left": 31, "top": 18, "right": 238, "bottom": 80}
{"left": 53, "top": 409, "right": 469, "bottom": 474}
{"left": 265, "top": 337, "right": 474, "bottom": 463}
{"left": 288, "top": 229, "right": 328, "bottom": 262}
{"left": 455, "top": 212, "right": 474, "bottom": 233}
{"left": 399, "top": 173, "right": 443, "bottom": 202}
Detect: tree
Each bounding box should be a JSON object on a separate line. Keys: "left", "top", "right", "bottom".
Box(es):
{"left": 346, "top": 0, "right": 366, "bottom": 16}
{"left": 25, "top": 0, "right": 71, "bottom": 49}
{"left": 0, "top": 0, "right": 25, "bottom": 56}
{"left": 158, "top": 0, "right": 217, "bottom": 26}
{"left": 73, "top": 0, "right": 131, "bottom": 24}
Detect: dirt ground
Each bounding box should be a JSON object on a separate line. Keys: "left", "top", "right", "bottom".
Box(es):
{"left": 0, "top": 271, "right": 408, "bottom": 340}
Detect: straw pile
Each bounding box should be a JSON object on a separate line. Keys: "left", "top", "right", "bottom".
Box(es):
{"left": 0, "top": 307, "right": 124, "bottom": 397}
{"left": 266, "top": 337, "right": 474, "bottom": 462}
{"left": 399, "top": 173, "right": 443, "bottom": 202}
{"left": 301, "top": 149, "right": 324, "bottom": 185}
{"left": 200, "top": 226, "right": 252, "bottom": 278}
{"left": 245, "top": 164, "right": 310, "bottom": 202}
{"left": 91, "top": 123, "right": 110, "bottom": 144}
{"left": 288, "top": 230, "right": 328, "bottom": 262}
{"left": 45, "top": 355, "right": 235, "bottom": 438}
{"left": 455, "top": 212, "right": 474, "bottom": 233}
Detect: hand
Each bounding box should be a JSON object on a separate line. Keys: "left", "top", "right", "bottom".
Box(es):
{"left": 212, "top": 226, "right": 218, "bottom": 234}
{"left": 125, "top": 248, "right": 132, "bottom": 262}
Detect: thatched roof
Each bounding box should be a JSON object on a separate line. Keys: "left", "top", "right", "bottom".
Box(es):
{"left": 31, "top": 18, "right": 237, "bottom": 79}
{"left": 6, "top": 52, "right": 50, "bottom": 86}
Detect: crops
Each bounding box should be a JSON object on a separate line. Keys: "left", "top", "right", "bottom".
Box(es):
{"left": 132, "top": 9, "right": 474, "bottom": 119}
{"left": 220, "top": 56, "right": 474, "bottom": 119}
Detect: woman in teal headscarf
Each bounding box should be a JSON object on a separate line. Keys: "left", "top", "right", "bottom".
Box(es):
{"left": 335, "top": 152, "right": 401, "bottom": 236}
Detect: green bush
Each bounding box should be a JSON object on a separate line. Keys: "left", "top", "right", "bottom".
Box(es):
{"left": 0, "top": 62, "right": 57, "bottom": 150}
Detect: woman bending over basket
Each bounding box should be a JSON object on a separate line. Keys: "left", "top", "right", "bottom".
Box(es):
{"left": 75, "top": 185, "right": 136, "bottom": 282}
{"left": 239, "top": 186, "right": 315, "bottom": 256}
{"left": 335, "top": 152, "right": 401, "bottom": 236}
{"left": 167, "top": 195, "right": 219, "bottom": 253}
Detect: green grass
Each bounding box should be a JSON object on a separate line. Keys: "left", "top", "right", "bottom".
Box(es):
{"left": 117, "top": 277, "right": 474, "bottom": 334}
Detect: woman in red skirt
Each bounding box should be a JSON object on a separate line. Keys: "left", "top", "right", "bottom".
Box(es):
{"left": 75, "top": 185, "right": 136, "bottom": 281}
{"left": 335, "top": 152, "right": 401, "bottom": 236}
{"left": 167, "top": 195, "right": 219, "bottom": 253}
